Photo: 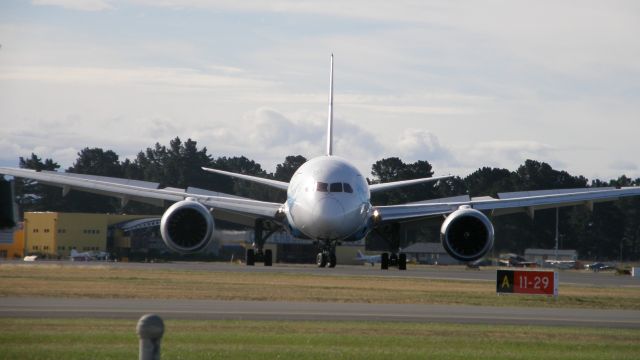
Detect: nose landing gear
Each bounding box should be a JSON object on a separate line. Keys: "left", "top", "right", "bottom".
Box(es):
{"left": 316, "top": 242, "right": 337, "bottom": 268}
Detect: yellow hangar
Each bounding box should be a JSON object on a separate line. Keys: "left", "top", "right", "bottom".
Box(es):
{"left": 23, "top": 212, "right": 150, "bottom": 258}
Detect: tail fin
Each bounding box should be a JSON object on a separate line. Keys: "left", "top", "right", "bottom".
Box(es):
{"left": 326, "top": 54, "right": 334, "bottom": 156}
{"left": 356, "top": 250, "right": 364, "bottom": 258}
{"left": 70, "top": 249, "right": 78, "bottom": 256}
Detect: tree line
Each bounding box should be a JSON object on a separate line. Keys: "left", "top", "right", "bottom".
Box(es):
{"left": 12, "top": 137, "right": 640, "bottom": 261}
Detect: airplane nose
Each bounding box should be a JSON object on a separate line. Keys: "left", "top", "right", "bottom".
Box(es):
{"left": 311, "top": 197, "right": 345, "bottom": 236}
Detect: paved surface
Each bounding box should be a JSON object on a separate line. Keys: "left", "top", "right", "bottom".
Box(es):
{"left": 1, "top": 297, "right": 639, "bottom": 328}
{"left": 9, "top": 259, "right": 640, "bottom": 288}
{"left": 3, "top": 260, "right": 638, "bottom": 328}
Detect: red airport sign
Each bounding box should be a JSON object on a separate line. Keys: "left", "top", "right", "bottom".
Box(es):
{"left": 497, "top": 269, "right": 558, "bottom": 297}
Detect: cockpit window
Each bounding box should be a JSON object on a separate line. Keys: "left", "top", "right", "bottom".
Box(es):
{"left": 343, "top": 183, "right": 353, "bottom": 193}
{"left": 330, "top": 182, "right": 343, "bottom": 192}
{"left": 316, "top": 182, "right": 328, "bottom": 192}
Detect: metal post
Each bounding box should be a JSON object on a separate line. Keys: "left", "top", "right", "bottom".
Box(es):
{"left": 554, "top": 208, "right": 559, "bottom": 260}
{"left": 137, "top": 314, "right": 165, "bottom": 360}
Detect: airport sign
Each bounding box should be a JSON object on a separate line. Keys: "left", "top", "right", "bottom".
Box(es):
{"left": 497, "top": 269, "right": 558, "bottom": 297}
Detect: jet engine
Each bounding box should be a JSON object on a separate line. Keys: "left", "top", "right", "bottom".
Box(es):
{"left": 160, "top": 198, "right": 215, "bottom": 254}
{"left": 440, "top": 206, "right": 494, "bottom": 262}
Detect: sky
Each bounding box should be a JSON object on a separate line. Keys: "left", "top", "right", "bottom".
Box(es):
{"left": 1, "top": 0, "right": 639, "bottom": 182}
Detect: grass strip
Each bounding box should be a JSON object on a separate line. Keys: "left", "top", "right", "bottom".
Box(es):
{"left": 1, "top": 318, "right": 638, "bottom": 360}
{"left": 1, "top": 263, "right": 639, "bottom": 310}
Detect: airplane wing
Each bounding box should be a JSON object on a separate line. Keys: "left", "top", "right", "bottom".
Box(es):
{"left": 376, "top": 186, "right": 640, "bottom": 223}
{"left": 369, "top": 175, "right": 452, "bottom": 193}
{"left": 0, "top": 167, "right": 283, "bottom": 225}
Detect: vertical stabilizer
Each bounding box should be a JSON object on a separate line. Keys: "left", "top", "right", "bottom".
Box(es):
{"left": 326, "top": 54, "right": 334, "bottom": 156}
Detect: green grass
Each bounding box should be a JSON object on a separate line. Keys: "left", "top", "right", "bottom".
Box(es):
{"left": 1, "top": 318, "right": 638, "bottom": 360}
{"left": 1, "top": 263, "right": 639, "bottom": 310}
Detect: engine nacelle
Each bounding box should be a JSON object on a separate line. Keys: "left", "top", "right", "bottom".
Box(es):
{"left": 160, "top": 198, "right": 215, "bottom": 254}
{"left": 440, "top": 206, "right": 494, "bottom": 262}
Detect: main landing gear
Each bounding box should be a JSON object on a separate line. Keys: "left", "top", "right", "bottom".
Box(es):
{"left": 316, "top": 242, "right": 337, "bottom": 268}
{"left": 380, "top": 252, "right": 407, "bottom": 270}
{"left": 376, "top": 223, "right": 407, "bottom": 271}
{"left": 246, "top": 248, "right": 273, "bottom": 266}
{"left": 246, "top": 219, "right": 274, "bottom": 266}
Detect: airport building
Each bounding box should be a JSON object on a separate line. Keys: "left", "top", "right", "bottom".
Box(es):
{"left": 20, "top": 212, "right": 153, "bottom": 258}
{"left": 524, "top": 248, "right": 577, "bottom": 262}
{"left": 1, "top": 211, "right": 369, "bottom": 264}
{"left": 401, "top": 242, "right": 461, "bottom": 265}
{"left": 0, "top": 223, "right": 24, "bottom": 259}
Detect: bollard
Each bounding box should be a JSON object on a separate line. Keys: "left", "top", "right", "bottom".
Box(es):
{"left": 137, "top": 314, "right": 165, "bottom": 360}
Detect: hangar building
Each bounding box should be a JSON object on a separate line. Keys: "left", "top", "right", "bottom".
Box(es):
{"left": 0, "top": 223, "right": 24, "bottom": 259}
{"left": 21, "top": 212, "right": 152, "bottom": 258}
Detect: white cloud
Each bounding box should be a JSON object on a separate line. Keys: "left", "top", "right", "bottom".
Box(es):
{"left": 0, "top": 1, "right": 637, "bottom": 181}
{"left": 465, "top": 140, "right": 556, "bottom": 168}
{"left": 609, "top": 161, "right": 639, "bottom": 172}
{"left": 394, "top": 129, "right": 454, "bottom": 164}
{"left": 0, "top": 66, "right": 274, "bottom": 90}
{"left": 32, "top": 0, "right": 113, "bottom": 11}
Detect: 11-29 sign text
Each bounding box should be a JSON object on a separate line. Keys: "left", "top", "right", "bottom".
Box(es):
{"left": 497, "top": 269, "right": 558, "bottom": 297}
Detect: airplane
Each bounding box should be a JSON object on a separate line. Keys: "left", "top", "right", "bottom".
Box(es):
{"left": 2, "top": 55, "right": 640, "bottom": 270}
{"left": 544, "top": 259, "right": 577, "bottom": 269}
{"left": 498, "top": 253, "right": 538, "bottom": 268}
{"left": 354, "top": 250, "right": 381, "bottom": 266}
{"left": 70, "top": 249, "right": 109, "bottom": 261}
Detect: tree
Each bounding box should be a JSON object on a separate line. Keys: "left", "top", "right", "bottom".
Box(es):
{"left": 15, "top": 153, "right": 62, "bottom": 214}
{"left": 464, "top": 167, "right": 514, "bottom": 197}
{"left": 67, "top": 148, "right": 122, "bottom": 177}
{"left": 370, "top": 157, "right": 436, "bottom": 205}
{"left": 213, "top": 156, "right": 274, "bottom": 201}
{"left": 274, "top": 155, "right": 307, "bottom": 182}
{"left": 514, "top": 160, "right": 587, "bottom": 190}
{"left": 63, "top": 148, "right": 126, "bottom": 213}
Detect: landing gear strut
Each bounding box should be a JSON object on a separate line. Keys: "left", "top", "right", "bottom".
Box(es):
{"left": 246, "top": 219, "right": 273, "bottom": 266}
{"left": 316, "top": 242, "right": 337, "bottom": 268}
{"left": 376, "top": 223, "right": 407, "bottom": 271}
{"left": 380, "top": 252, "right": 406, "bottom": 270}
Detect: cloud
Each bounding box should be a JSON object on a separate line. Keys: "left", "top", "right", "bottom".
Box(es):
{"left": 194, "top": 108, "right": 325, "bottom": 170}
{"left": 0, "top": 66, "right": 274, "bottom": 90}
{"left": 393, "top": 129, "right": 454, "bottom": 164}
{"left": 465, "top": 140, "right": 556, "bottom": 168}
{"left": 2, "top": 1, "right": 638, "bottom": 182}
{"left": 609, "top": 161, "right": 638, "bottom": 172}
{"left": 32, "top": 0, "right": 113, "bottom": 12}
{"left": 191, "top": 107, "right": 385, "bottom": 174}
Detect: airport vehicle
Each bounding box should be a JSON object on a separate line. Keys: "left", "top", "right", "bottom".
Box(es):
{"left": 585, "top": 262, "right": 614, "bottom": 272}
{"left": 544, "top": 260, "right": 577, "bottom": 269}
{"left": 355, "top": 250, "right": 381, "bottom": 266}
{"left": 3, "top": 56, "right": 640, "bottom": 269}
{"left": 70, "top": 249, "right": 109, "bottom": 261}
{"left": 498, "top": 253, "right": 538, "bottom": 268}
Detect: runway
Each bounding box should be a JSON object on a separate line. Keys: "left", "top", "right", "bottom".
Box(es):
{"left": 15, "top": 259, "right": 640, "bottom": 288}
{"left": 4, "top": 261, "right": 639, "bottom": 328}
{"left": 2, "top": 297, "right": 639, "bottom": 328}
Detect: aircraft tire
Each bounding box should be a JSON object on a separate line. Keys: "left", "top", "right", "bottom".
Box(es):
{"left": 246, "top": 249, "right": 255, "bottom": 266}
{"left": 398, "top": 253, "right": 407, "bottom": 270}
{"left": 264, "top": 249, "right": 273, "bottom": 266}
{"left": 381, "top": 252, "right": 389, "bottom": 270}
{"left": 328, "top": 252, "right": 337, "bottom": 268}
{"left": 390, "top": 253, "right": 398, "bottom": 267}
{"left": 316, "top": 252, "right": 327, "bottom": 268}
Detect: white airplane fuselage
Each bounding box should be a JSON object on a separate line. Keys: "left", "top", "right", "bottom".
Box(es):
{"left": 284, "top": 155, "right": 373, "bottom": 242}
